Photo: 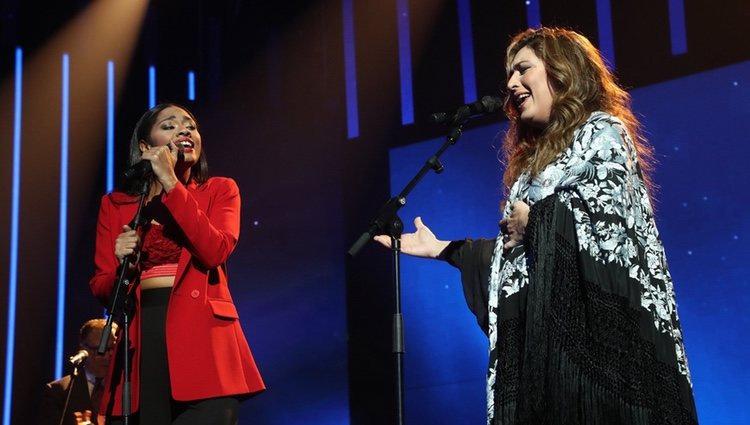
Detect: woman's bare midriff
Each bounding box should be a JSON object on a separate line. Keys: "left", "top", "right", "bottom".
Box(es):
{"left": 140, "top": 276, "right": 176, "bottom": 289}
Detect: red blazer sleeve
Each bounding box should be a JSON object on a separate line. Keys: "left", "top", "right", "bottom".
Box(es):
{"left": 89, "top": 194, "right": 120, "bottom": 304}
{"left": 161, "top": 177, "right": 240, "bottom": 269}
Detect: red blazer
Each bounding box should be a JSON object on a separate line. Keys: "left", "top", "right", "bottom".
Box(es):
{"left": 90, "top": 177, "right": 265, "bottom": 416}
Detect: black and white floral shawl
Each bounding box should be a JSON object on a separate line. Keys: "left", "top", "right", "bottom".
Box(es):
{"left": 446, "top": 112, "right": 698, "bottom": 424}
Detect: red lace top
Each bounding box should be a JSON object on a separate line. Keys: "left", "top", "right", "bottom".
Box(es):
{"left": 140, "top": 223, "right": 181, "bottom": 279}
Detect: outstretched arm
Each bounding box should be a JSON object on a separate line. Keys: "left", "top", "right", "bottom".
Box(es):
{"left": 373, "top": 217, "right": 450, "bottom": 259}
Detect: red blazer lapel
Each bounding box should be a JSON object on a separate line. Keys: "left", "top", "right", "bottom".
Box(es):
{"left": 172, "top": 182, "right": 210, "bottom": 289}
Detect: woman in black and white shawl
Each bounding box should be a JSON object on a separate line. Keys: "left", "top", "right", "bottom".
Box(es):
{"left": 375, "top": 27, "right": 698, "bottom": 425}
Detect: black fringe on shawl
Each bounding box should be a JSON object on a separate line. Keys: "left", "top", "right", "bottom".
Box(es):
{"left": 492, "top": 191, "right": 698, "bottom": 425}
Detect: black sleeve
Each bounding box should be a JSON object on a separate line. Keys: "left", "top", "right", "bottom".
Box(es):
{"left": 38, "top": 381, "right": 65, "bottom": 425}
{"left": 440, "top": 238, "right": 496, "bottom": 334}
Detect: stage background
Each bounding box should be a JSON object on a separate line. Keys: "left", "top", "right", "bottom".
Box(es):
{"left": 388, "top": 60, "right": 750, "bottom": 424}
{"left": 0, "top": 0, "right": 747, "bottom": 424}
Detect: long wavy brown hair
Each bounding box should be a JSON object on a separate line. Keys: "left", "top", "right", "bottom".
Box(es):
{"left": 502, "top": 27, "right": 654, "bottom": 193}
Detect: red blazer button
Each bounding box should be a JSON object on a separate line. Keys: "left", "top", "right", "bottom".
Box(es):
{"left": 191, "top": 290, "right": 200, "bottom": 298}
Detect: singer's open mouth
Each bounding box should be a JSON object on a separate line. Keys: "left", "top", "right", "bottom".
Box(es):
{"left": 176, "top": 139, "right": 194, "bottom": 149}
{"left": 514, "top": 93, "right": 530, "bottom": 108}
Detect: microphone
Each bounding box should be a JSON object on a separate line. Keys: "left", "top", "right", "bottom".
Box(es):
{"left": 431, "top": 95, "right": 504, "bottom": 125}
{"left": 69, "top": 349, "right": 89, "bottom": 366}
{"left": 123, "top": 160, "right": 152, "bottom": 180}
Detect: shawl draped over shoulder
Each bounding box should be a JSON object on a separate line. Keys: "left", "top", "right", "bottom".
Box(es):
{"left": 444, "top": 112, "right": 698, "bottom": 424}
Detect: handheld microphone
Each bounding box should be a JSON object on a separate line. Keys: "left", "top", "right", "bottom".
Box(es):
{"left": 69, "top": 349, "right": 89, "bottom": 366}
{"left": 431, "top": 95, "right": 504, "bottom": 125}
{"left": 122, "top": 160, "right": 153, "bottom": 180}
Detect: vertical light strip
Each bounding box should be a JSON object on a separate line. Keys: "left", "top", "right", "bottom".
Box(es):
{"left": 525, "top": 0, "right": 542, "bottom": 29}
{"left": 342, "top": 0, "right": 359, "bottom": 138}
{"left": 187, "top": 70, "right": 196, "bottom": 101}
{"left": 54, "top": 53, "right": 70, "bottom": 380}
{"left": 107, "top": 61, "right": 115, "bottom": 193}
{"left": 396, "top": 0, "right": 414, "bottom": 125}
{"left": 667, "top": 0, "right": 687, "bottom": 55}
{"left": 457, "top": 0, "right": 477, "bottom": 103}
{"left": 3, "top": 47, "right": 23, "bottom": 425}
{"left": 148, "top": 65, "right": 156, "bottom": 108}
{"left": 595, "top": 0, "right": 616, "bottom": 68}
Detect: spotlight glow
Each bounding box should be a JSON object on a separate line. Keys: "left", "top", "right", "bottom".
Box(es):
{"left": 3, "top": 46, "right": 23, "bottom": 425}
{"left": 107, "top": 60, "right": 115, "bottom": 193}
{"left": 457, "top": 0, "right": 477, "bottom": 103}
{"left": 188, "top": 70, "right": 196, "bottom": 101}
{"left": 396, "top": 0, "right": 414, "bottom": 125}
{"left": 668, "top": 0, "right": 688, "bottom": 55}
{"left": 526, "top": 0, "right": 541, "bottom": 28}
{"left": 596, "top": 0, "right": 616, "bottom": 68}
{"left": 342, "top": 0, "right": 359, "bottom": 138}
{"left": 55, "top": 53, "right": 70, "bottom": 380}
{"left": 149, "top": 65, "right": 156, "bottom": 108}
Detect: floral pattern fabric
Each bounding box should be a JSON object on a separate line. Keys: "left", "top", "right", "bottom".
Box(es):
{"left": 484, "top": 112, "right": 693, "bottom": 423}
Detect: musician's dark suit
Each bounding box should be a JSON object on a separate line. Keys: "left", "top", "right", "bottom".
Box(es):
{"left": 39, "top": 372, "right": 98, "bottom": 425}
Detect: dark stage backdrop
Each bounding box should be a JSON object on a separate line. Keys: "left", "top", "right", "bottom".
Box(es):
{"left": 387, "top": 60, "right": 750, "bottom": 424}
{"left": 0, "top": 1, "right": 749, "bottom": 425}
{"left": 0, "top": 1, "right": 353, "bottom": 424}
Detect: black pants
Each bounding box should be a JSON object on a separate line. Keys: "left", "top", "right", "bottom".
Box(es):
{"left": 110, "top": 287, "right": 240, "bottom": 425}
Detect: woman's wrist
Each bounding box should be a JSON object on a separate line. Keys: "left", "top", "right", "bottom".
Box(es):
{"left": 161, "top": 175, "right": 179, "bottom": 193}
{"left": 433, "top": 240, "right": 450, "bottom": 259}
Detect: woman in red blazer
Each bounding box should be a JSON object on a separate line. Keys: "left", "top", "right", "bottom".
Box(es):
{"left": 90, "top": 103, "right": 265, "bottom": 424}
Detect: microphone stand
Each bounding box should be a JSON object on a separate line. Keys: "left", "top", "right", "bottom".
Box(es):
{"left": 97, "top": 178, "right": 150, "bottom": 425}
{"left": 58, "top": 362, "right": 83, "bottom": 425}
{"left": 348, "top": 123, "right": 466, "bottom": 425}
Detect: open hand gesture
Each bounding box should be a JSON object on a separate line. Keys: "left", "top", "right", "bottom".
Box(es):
{"left": 374, "top": 217, "right": 449, "bottom": 259}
